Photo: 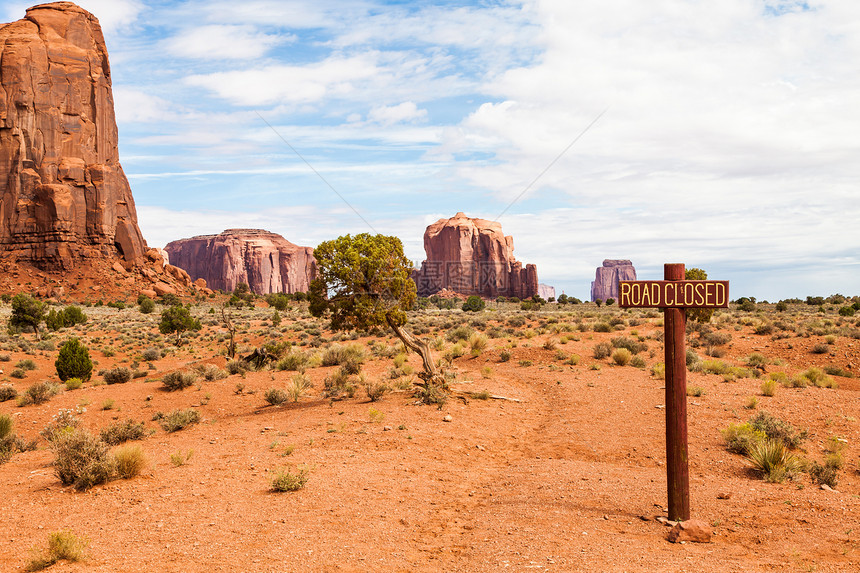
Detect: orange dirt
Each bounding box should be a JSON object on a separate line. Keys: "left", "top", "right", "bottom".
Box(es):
{"left": 1, "top": 302, "right": 858, "bottom": 572}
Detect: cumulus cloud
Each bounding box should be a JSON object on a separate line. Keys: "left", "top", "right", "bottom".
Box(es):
{"left": 163, "top": 24, "right": 291, "bottom": 60}
{"left": 367, "top": 102, "right": 428, "bottom": 126}
{"left": 3, "top": 0, "right": 143, "bottom": 32}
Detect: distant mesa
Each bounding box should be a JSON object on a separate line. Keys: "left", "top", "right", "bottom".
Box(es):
{"left": 0, "top": 2, "right": 146, "bottom": 270}
{"left": 165, "top": 229, "right": 317, "bottom": 295}
{"left": 591, "top": 259, "right": 637, "bottom": 302}
{"left": 538, "top": 284, "right": 555, "bottom": 301}
{"left": 412, "top": 212, "right": 539, "bottom": 300}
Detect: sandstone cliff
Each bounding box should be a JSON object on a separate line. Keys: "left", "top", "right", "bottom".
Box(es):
{"left": 591, "top": 259, "right": 637, "bottom": 302}
{"left": 412, "top": 212, "right": 538, "bottom": 299}
{"left": 0, "top": 2, "right": 146, "bottom": 270}
{"left": 164, "top": 229, "right": 316, "bottom": 295}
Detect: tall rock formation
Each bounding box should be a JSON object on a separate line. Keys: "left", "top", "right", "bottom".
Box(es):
{"left": 412, "top": 212, "right": 538, "bottom": 299}
{"left": 591, "top": 259, "right": 637, "bottom": 302}
{"left": 0, "top": 2, "right": 146, "bottom": 270}
{"left": 164, "top": 229, "right": 316, "bottom": 295}
{"left": 538, "top": 284, "right": 555, "bottom": 301}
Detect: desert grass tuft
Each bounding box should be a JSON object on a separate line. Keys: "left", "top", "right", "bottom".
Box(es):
{"left": 25, "top": 530, "right": 88, "bottom": 571}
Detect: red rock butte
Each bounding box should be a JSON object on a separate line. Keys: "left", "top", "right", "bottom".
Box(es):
{"left": 412, "top": 212, "right": 539, "bottom": 299}
{"left": 164, "top": 229, "right": 317, "bottom": 295}
{"left": 0, "top": 2, "right": 146, "bottom": 270}
{"left": 591, "top": 259, "right": 637, "bottom": 302}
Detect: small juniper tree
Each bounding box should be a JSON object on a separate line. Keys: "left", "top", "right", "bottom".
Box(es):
{"left": 686, "top": 267, "right": 714, "bottom": 323}
{"left": 462, "top": 295, "right": 485, "bottom": 312}
{"left": 159, "top": 306, "right": 202, "bottom": 345}
{"left": 9, "top": 293, "right": 46, "bottom": 338}
{"left": 55, "top": 338, "right": 93, "bottom": 382}
{"left": 309, "top": 233, "right": 443, "bottom": 388}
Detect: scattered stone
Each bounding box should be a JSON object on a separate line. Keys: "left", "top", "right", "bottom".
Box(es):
{"left": 717, "top": 492, "right": 732, "bottom": 499}
{"left": 656, "top": 516, "right": 677, "bottom": 527}
{"left": 443, "top": 414, "right": 453, "bottom": 422}
{"left": 666, "top": 519, "right": 713, "bottom": 543}
{"left": 383, "top": 426, "right": 392, "bottom": 431}
{"left": 821, "top": 484, "right": 838, "bottom": 493}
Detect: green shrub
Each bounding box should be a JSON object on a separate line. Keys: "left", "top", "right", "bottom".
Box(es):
{"left": 139, "top": 297, "right": 156, "bottom": 314}
{"left": 722, "top": 422, "right": 767, "bottom": 455}
{"left": 749, "top": 411, "right": 806, "bottom": 449}
{"left": 321, "top": 344, "right": 365, "bottom": 370}
{"left": 630, "top": 355, "right": 646, "bottom": 369}
{"left": 55, "top": 338, "right": 93, "bottom": 382}
{"left": 701, "top": 359, "right": 730, "bottom": 375}
{"left": 462, "top": 295, "right": 486, "bottom": 312}
{"left": 797, "top": 367, "right": 836, "bottom": 388}
{"left": 760, "top": 379, "right": 777, "bottom": 397}
{"left": 158, "top": 409, "right": 200, "bottom": 432}
{"left": 161, "top": 370, "right": 197, "bottom": 391}
{"left": 593, "top": 322, "right": 612, "bottom": 333}
{"left": 25, "top": 529, "right": 88, "bottom": 571}
{"left": 10, "top": 368, "right": 26, "bottom": 379}
{"left": 51, "top": 429, "right": 115, "bottom": 490}
{"left": 100, "top": 419, "right": 147, "bottom": 445}
{"left": 64, "top": 377, "right": 82, "bottom": 391}
{"left": 610, "top": 336, "right": 647, "bottom": 354}
{"left": 103, "top": 367, "right": 132, "bottom": 385}
{"left": 498, "top": 350, "right": 511, "bottom": 362}
{"left": 745, "top": 439, "right": 803, "bottom": 483}
{"left": 651, "top": 362, "right": 665, "bottom": 379}
{"left": 270, "top": 466, "right": 308, "bottom": 492}
{"left": 446, "top": 325, "right": 474, "bottom": 342}
{"left": 264, "top": 388, "right": 288, "bottom": 406}
{"left": 277, "top": 351, "right": 310, "bottom": 371}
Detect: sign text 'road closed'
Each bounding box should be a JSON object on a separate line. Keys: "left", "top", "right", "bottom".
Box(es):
{"left": 618, "top": 280, "right": 729, "bottom": 309}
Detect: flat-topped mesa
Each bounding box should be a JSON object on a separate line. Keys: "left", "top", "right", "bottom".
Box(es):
{"left": 591, "top": 259, "right": 637, "bottom": 302}
{"left": 0, "top": 2, "right": 147, "bottom": 270}
{"left": 412, "top": 212, "right": 539, "bottom": 299}
{"left": 164, "top": 229, "right": 316, "bottom": 295}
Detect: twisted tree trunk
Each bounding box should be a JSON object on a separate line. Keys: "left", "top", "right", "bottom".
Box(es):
{"left": 386, "top": 315, "right": 444, "bottom": 387}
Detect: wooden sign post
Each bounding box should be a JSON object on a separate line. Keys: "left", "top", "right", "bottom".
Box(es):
{"left": 619, "top": 264, "right": 729, "bottom": 522}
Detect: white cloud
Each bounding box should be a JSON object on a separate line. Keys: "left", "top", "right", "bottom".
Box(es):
{"left": 163, "top": 24, "right": 291, "bottom": 60}
{"left": 367, "top": 102, "right": 427, "bottom": 126}
{"left": 184, "top": 54, "right": 383, "bottom": 107}
{"left": 3, "top": 0, "right": 143, "bottom": 32}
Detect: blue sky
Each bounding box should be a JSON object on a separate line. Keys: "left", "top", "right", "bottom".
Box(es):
{"left": 5, "top": 0, "right": 858, "bottom": 301}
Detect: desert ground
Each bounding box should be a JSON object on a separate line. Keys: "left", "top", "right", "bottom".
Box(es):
{"left": 1, "top": 295, "right": 859, "bottom": 572}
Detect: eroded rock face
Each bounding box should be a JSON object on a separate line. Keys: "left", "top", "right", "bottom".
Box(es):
{"left": 412, "top": 212, "right": 538, "bottom": 299}
{"left": 164, "top": 229, "right": 316, "bottom": 294}
{"left": 591, "top": 259, "right": 637, "bottom": 302}
{"left": 0, "top": 2, "right": 146, "bottom": 269}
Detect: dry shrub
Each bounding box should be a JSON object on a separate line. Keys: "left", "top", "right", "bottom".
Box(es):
{"left": 100, "top": 419, "right": 147, "bottom": 445}
{"left": 25, "top": 530, "right": 88, "bottom": 572}
{"left": 114, "top": 445, "right": 147, "bottom": 479}
{"left": 158, "top": 409, "right": 201, "bottom": 432}
{"left": 161, "top": 370, "right": 197, "bottom": 391}
{"left": 51, "top": 429, "right": 115, "bottom": 490}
